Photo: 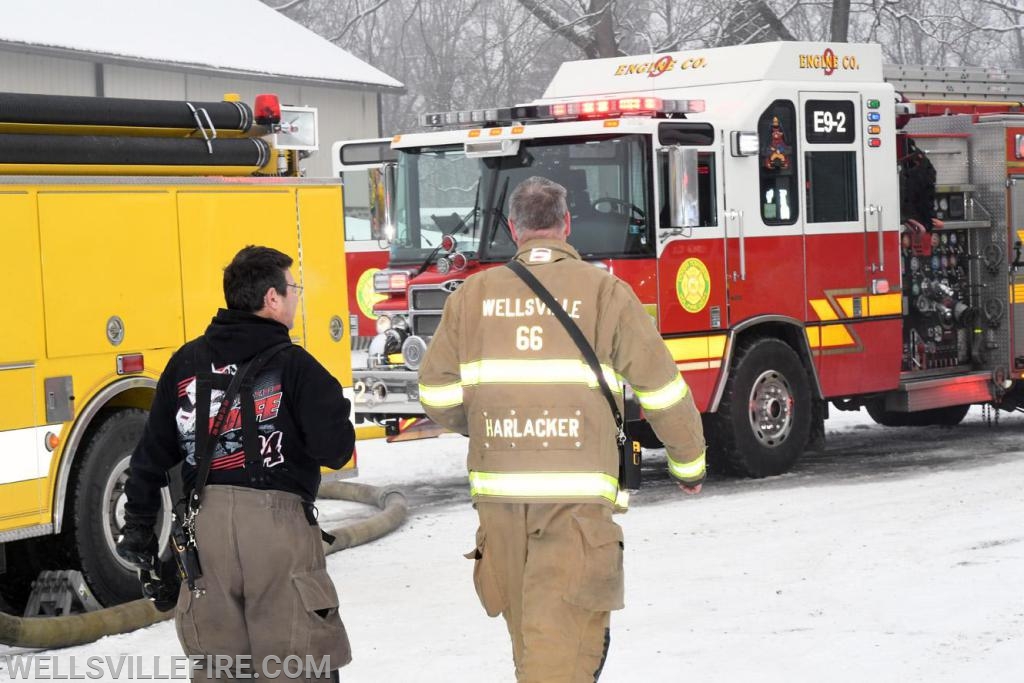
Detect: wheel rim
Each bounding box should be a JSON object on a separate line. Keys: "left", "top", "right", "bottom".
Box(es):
{"left": 102, "top": 454, "right": 172, "bottom": 572}
{"left": 747, "top": 369, "right": 794, "bottom": 448}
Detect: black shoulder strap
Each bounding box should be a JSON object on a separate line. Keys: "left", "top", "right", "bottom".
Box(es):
{"left": 506, "top": 260, "right": 624, "bottom": 442}
{"left": 190, "top": 340, "right": 293, "bottom": 510}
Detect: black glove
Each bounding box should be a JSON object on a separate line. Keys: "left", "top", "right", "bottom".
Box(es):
{"left": 140, "top": 558, "right": 181, "bottom": 612}
{"left": 116, "top": 521, "right": 158, "bottom": 571}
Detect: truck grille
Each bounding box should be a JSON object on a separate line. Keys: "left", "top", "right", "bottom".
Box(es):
{"left": 412, "top": 288, "right": 450, "bottom": 310}
{"left": 411, "top": 314, "right": 442, "bottom": 336}
{"left": 409, "top": 282, "right": 463, "bottom": 337}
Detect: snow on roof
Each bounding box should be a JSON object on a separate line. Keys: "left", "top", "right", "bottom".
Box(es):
{"left": 0, "top": 0, "right": 403, "bottom": 90}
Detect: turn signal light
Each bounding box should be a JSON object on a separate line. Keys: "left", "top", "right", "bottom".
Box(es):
{"left": 373, "top": 270, "right": 410, "bottom": 293}
{"left": 45, "top": 432, "right": 61, "bottom": 452}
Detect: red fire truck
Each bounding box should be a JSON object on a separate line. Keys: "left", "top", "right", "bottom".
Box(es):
{"left": 352, "top": 41, "right": 1024, "bottom": 475}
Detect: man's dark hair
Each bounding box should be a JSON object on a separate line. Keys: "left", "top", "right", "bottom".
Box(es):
{"left": 223, "top": 245, "right": 293, "bottom": 312}
{"left": 509, "top": 176, "right": 568, "bottom": 232}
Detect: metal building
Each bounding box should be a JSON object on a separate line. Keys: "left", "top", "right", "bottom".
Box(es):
{"left": 0, "top": 0, "right": 403, "bottom": 178}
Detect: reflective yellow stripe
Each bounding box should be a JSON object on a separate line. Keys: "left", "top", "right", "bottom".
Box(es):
{"left": 418, "top": 382, "right": 464, "bottom": 407}
{"left": 634, "top": 375, "right": 689, "bottom": 411}
{"left": 468, "top": 471, "right": 620, "bottom": 503}
{"left": 460, "top": 359, "right": 623, "bottom": 393}
{"left": 667, "top": 450, "right": 706, "bottom": 481}
{"left": 664, "top": 335, "right": 727, "bottom": 363}
{"left": 867, "top": 293, "right": 902, "bottom": 316}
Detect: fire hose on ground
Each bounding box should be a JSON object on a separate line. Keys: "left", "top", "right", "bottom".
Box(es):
{"left": 0, "top": 482, "right": 408, "bottom": 650}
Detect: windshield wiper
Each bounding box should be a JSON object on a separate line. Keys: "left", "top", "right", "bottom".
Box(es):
{"left": 478, "top": 176, "right": 514, "bottom": 260}
{"left": 412, "top": 182, "right": 481, "bottom": 277}
{"left": 491, "top": 176, "right": 513, "bottom": 242}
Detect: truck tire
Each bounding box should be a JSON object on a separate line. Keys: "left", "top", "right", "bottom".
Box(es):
{"left": 69, "top": 409, "right": 169, "bottom": 607}
{"left": 866, "top": 401, "right": 970, "bottom": 427}
{"left": 710, "top": 337, "right": 812, "bottom": 477}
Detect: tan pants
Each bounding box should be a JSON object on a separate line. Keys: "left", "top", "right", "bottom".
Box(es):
{"left": 468, "top": 502, "right": 625, "bottom": 683}
{"left": 174, "top": 485, "right": 350, "bottom": 681}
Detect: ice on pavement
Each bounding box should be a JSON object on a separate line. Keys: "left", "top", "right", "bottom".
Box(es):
{"left": 2, "top": 407, "right": 1022, "bottom": 682}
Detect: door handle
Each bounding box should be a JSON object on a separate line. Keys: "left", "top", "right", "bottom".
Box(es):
{"left": 866, "top": 204, "right": 884, "bottom": 272}
{"left": 726, "top": 209, "right": 746, "bottom": 281}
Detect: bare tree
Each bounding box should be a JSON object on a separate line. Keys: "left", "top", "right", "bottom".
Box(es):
{"left": 264, "top": 0, "right": 1024, "bottom": 136}
{"left": 515, "top": 0, "right": 622, "bottom": 57}
{"left": 831, "top": 0, "right": 851, "bottom": 41}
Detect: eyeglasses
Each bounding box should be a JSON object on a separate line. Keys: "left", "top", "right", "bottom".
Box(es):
{"left": 286, "top": 283, "right": 303, "bottom": 294}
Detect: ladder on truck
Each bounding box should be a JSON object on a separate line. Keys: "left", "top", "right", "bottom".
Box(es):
{"left": 885, "top": 64, "right": 1024, "bottom": 115}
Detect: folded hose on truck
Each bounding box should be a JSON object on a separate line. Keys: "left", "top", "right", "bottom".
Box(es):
{"left": 0, "top": 133, "right": 271, "bottom": 176}
{"left": 0, "top": 92, "right": 253, "bottom": 135}
{"left": 0, "top": 482, "right": 408, "bottom": 649}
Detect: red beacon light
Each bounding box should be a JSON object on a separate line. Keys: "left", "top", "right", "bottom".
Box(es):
{"left": 254, "top": 94, "right": 282, "bottom": 125}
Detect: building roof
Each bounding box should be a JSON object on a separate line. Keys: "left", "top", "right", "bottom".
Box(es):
{"left": 0, "top": 0, "right": 403, "bottom": 91}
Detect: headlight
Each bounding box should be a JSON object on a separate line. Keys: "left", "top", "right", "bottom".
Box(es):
{"left": 375, "top": 315, "right": 392, "bottom": 334}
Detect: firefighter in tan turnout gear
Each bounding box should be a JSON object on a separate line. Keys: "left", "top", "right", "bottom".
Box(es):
{"left": 418, "top": 176, "right": 706, "bottom": 681}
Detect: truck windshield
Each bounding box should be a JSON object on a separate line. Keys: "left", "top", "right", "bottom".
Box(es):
{"left": 393, "top": 134, "right": 652, "bottom": 263}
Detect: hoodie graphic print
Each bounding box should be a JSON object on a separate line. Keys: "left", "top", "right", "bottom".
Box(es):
{"left": 175, "top": 363, "right": 287, "bottom": 471}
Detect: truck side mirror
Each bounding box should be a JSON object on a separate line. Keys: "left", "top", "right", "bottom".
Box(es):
{"left": 379, "top": 162, "right": 397, "bottom": 243}
{"left": 666, "top": 146, "right": 699, "bottom": 228}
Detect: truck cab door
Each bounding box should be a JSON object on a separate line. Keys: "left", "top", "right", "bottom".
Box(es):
{"left": 798, "top": 93, "right": 870, "bottom": 391}
{"left": 333, "top": 138, "right": 396, "bottom": 343}
{"left": 800, "top": 92, "right": 899, "bottom": 394}
{"left": 655, "top": 123, "right": 728, "bottom": 409}
{"left": 722, "top": 98, "right": 806, "bottom": 328}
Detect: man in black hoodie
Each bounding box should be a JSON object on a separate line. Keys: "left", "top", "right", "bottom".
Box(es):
{"left": 117, "top": 245, "right": 354, "bottom": 681}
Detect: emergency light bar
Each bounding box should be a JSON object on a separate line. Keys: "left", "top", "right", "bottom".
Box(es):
{"left": 419, "top": 97, "right": 705, "bottom": 128}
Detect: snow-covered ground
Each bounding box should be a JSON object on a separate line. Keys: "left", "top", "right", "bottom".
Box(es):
{"left": 3, "top": 407, "right": 1023, "bottom": 682}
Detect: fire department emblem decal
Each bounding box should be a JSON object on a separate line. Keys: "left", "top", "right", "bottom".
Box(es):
{"left": 357, "top": 268, "right": 387, "bottom": 319}
{"left": 676, "top": 258, "right": 710, "bottom": 313}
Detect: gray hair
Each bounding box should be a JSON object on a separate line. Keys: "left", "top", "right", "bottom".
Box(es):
{"left": 508, "top": 176, "right": 568, "bottom": 233}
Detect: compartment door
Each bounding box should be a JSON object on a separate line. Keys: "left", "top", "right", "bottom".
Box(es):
{"left": 177, "top": 189, "right": 301, "bottom": 342}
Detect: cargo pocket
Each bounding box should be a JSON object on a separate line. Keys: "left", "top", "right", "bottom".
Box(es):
{"left": 291, "top": 569, "right": 353, "bottom": 670}
{"left": 463, "top": 527, "right": 507, "bottom": 617}
{"left": 174, "top": 584, "right": 205, "bottom": 656}
{"left": 565, "top": 514, "right": 625, "bottom": 611}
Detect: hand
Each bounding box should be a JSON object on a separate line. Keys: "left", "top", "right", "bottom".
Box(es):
{"left": 140, "top": 558, "right": 181, "bottom": 612}
{"left": 677, "top": 481, "right": 702, "bottom": 495}
{"left": 116, "top": 522, "right": 158, "bottom": 571}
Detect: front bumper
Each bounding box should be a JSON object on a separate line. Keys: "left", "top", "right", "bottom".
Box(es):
{"left": 352, "top": 368, "right": 426, "bottom": 416}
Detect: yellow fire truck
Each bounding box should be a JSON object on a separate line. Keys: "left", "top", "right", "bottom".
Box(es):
{"left": 0, "top": 91, "right": 355, "bottom": 612}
